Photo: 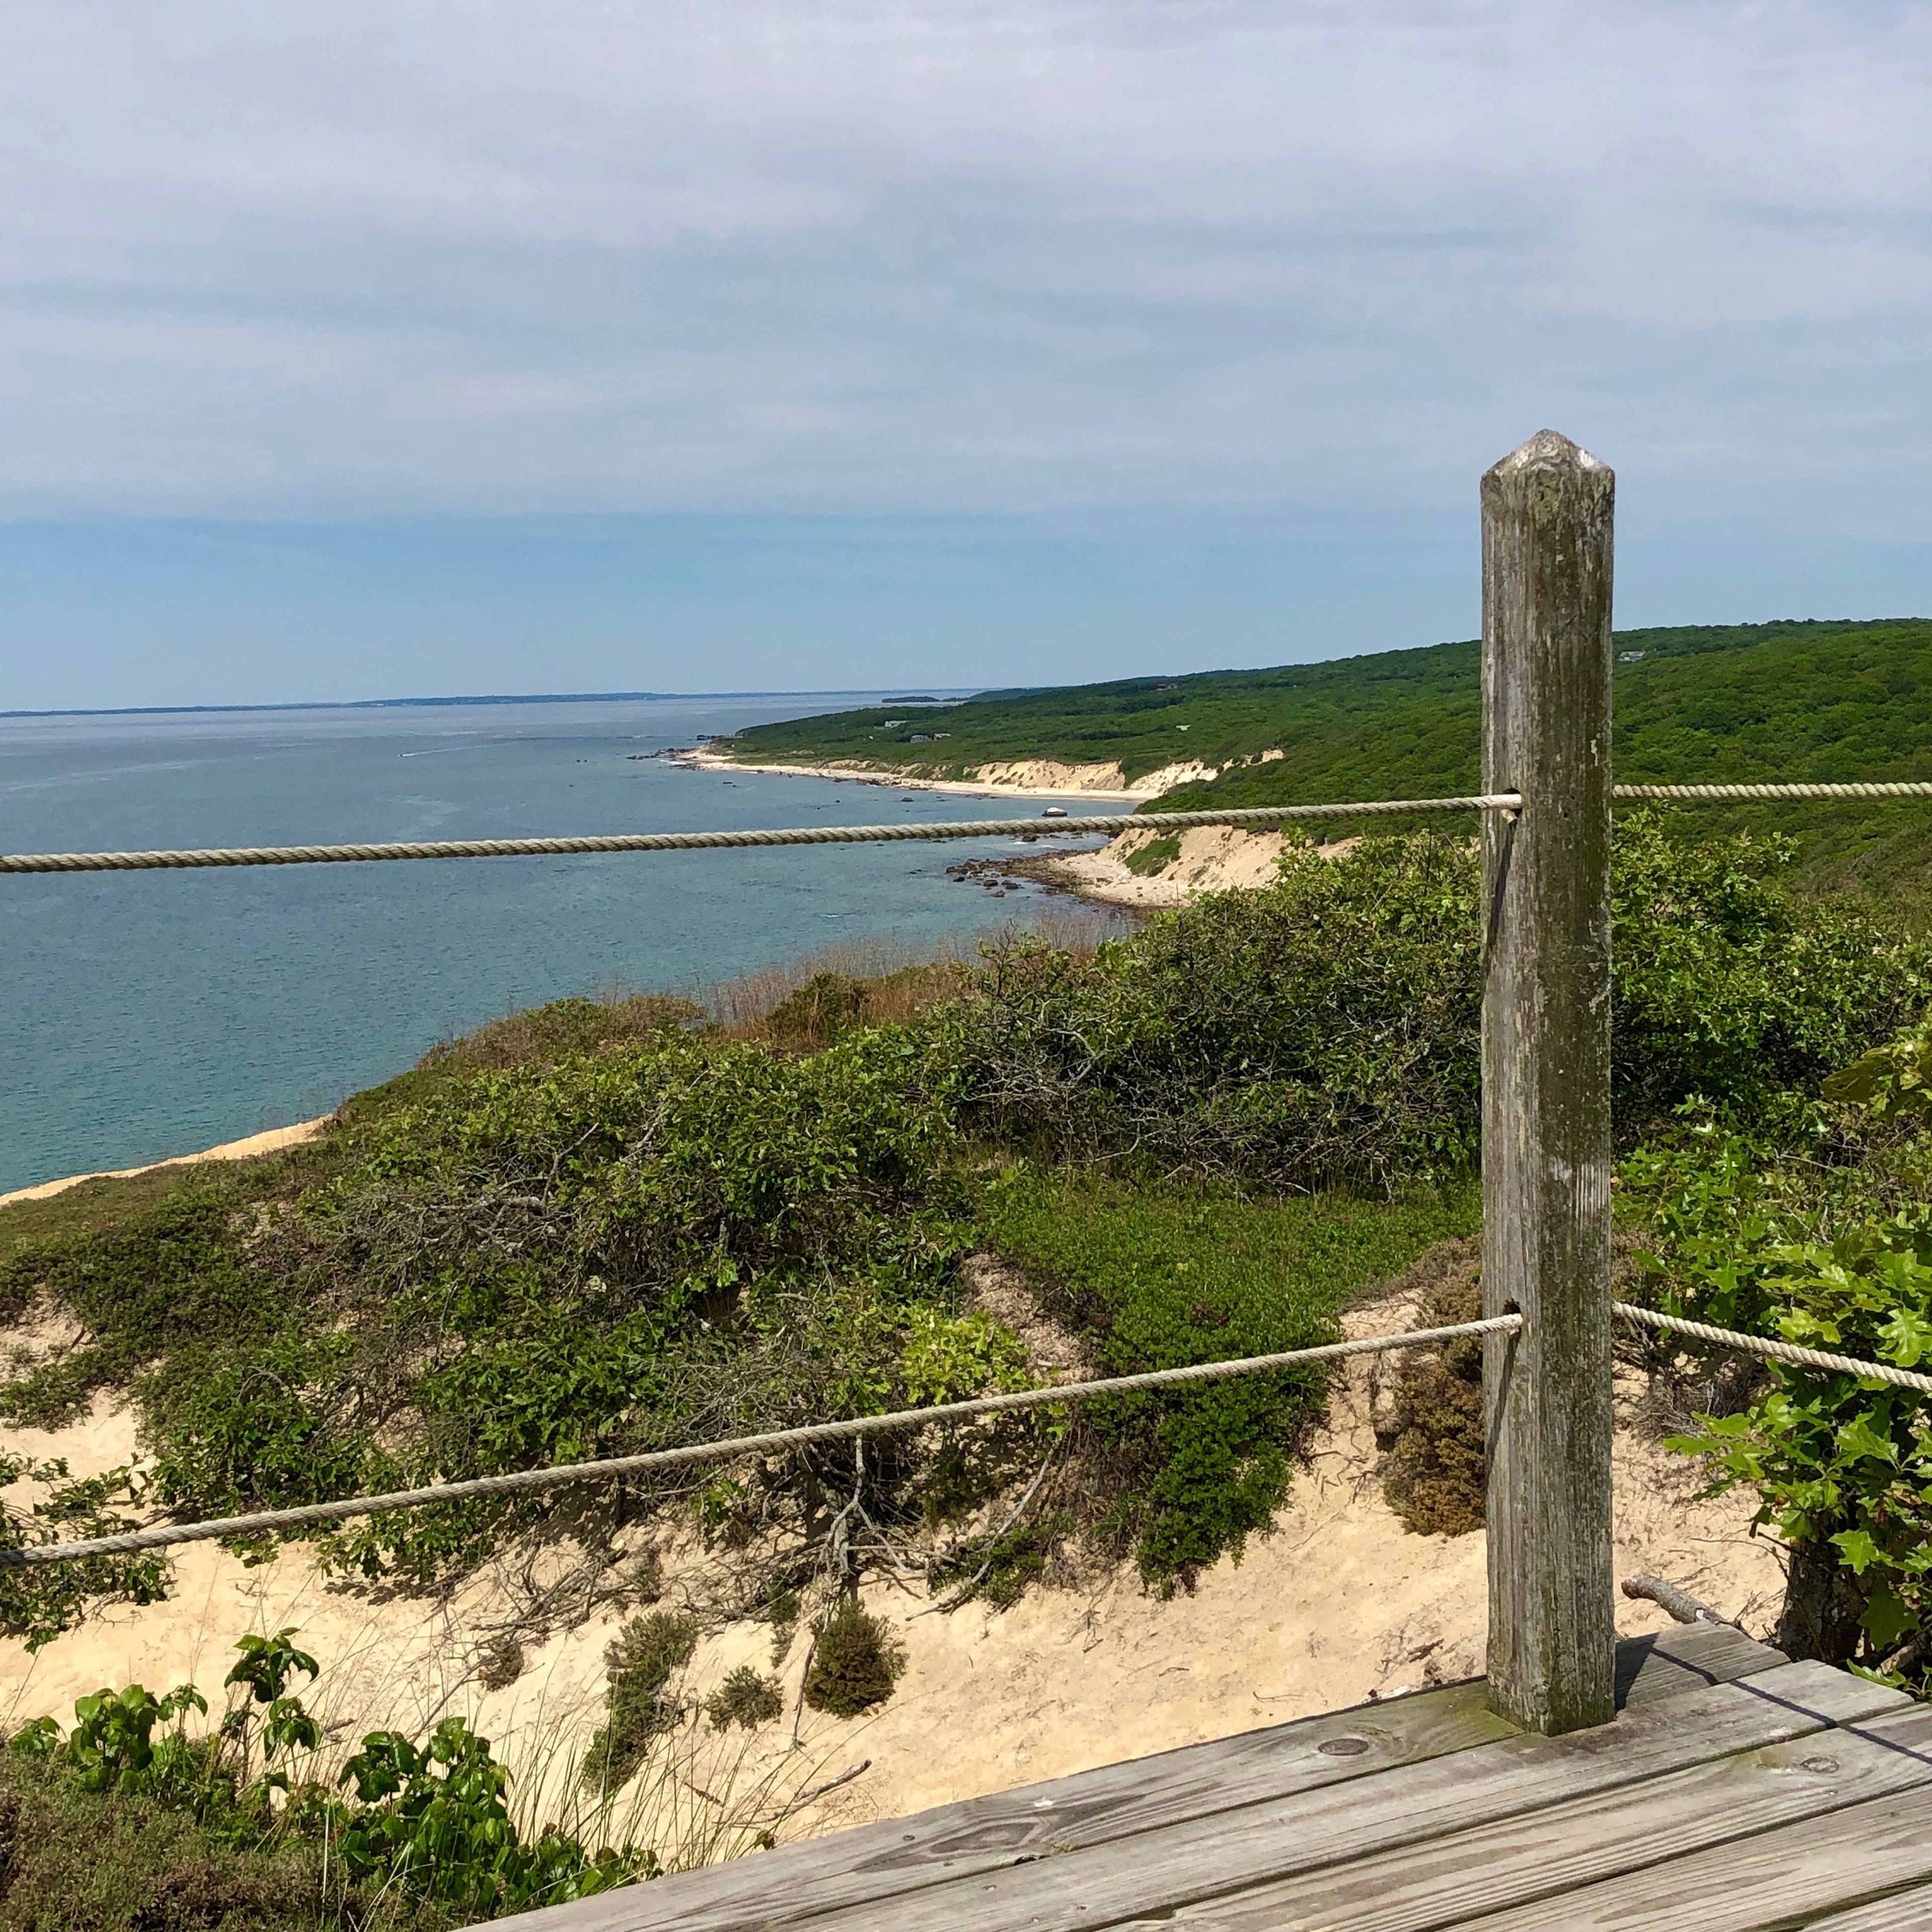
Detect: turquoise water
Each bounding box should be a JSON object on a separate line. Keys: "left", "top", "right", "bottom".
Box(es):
{"left": 1, "top": 696, "right": 1098, "bottom": 1190}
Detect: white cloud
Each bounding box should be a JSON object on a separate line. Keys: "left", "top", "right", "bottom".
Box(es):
{"left": 4, "top": 0, "right": 1929, "bottom": 524}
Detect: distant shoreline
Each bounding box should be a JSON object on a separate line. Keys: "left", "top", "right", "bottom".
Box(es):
{"left": 4, "top": 687, "right": 981, "bottom": 722}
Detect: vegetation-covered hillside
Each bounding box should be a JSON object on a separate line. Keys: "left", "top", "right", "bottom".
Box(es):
{"left": 721, "top": 619, "right": 1932, "bottom": 901}
{"left": 4, "top": 816, "right": 1931, "bottom": 1923}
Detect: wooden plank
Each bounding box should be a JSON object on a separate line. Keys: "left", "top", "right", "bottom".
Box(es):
{"left": 703, "top": 1663, "right": 1906, "bottom": 1932}
{"left": 1612, "top": 1621, "right": 1784, "bottom": 1709}
{"left": 492, "top": 1680, "right": 1516, "bottom": 1932}
{"left": 1480, "top": 427, "right": 1619, "bottom": 1735}
{"left": 1791, "top": 1883, "right": 1932, "bottom": 1931}
{"left": 1145, "top": 1697, "right": 1932, "bottom": 1932}
{"left": 493, "top": 1623, "right": 1791, "bottom": 1932}
{"left": 1431, "top": 1779, "right": 1932, "bottom": 1930}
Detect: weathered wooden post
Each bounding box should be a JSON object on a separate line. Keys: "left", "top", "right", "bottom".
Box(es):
{"left": 1481, "top": 429, "right": 1616, "bottom": 1736}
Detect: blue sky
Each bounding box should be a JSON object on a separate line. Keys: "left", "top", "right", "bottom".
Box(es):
{"left": 4, "top": 2, "right": 1929, "bottom": 709}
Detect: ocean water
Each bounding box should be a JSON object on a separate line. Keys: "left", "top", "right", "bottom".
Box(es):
{"left": 1, "top": 696, "right": 1101, "bottom": 1191}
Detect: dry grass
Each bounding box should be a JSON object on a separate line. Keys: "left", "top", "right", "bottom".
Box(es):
{"left": 695, "top": 913, "right": 1125, "bottom": 1042}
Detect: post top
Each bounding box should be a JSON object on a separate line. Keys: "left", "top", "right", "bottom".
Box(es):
{"left": 1484, "top": 429, "right": 1609, "bottom": 482}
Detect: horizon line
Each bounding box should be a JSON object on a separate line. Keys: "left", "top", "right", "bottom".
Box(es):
{"left": 2, "top": 687, "right": 988, "bottom": 721}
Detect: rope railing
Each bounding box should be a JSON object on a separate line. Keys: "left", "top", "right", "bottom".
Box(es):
{"left": 0, "top": 1314, "right": 1523, "bottom": 1569}
{"left": 9, "top": 1301, "right": 1931, "bottom": 1568}
{"left": 1614, "top": 1302, "right": 1932, "bottom": 1394}
{"left": 3, "top": 779, "right": 1926, "bottom": 874}
{"left": 0, "top": 795, "right": 1523, "bottom": 873}
{"left": 1612, "top": 781, "right": 1932, "bottom": 803}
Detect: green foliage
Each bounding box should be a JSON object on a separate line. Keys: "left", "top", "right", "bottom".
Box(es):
{"left": 342, "top": 992, "right": 706, "bottom": 1119}
{"left": 899, "top": 1307, "right": 1030, "bottom": 1407}
{"left": 0, "top": 1458, "right": 171, "bottom": 1651}
{"left": 1624, "top": 1038, "right": 1932, "bottom": 1669}
{"left": 977, "top": 1166, "right": 1478, "bottom": 1584}
{"left": 582, "top": 1613, "right": 700, "bottom": 1791}
{"left": 340, "top": 1719, "right": 647, "bottom": 1912}
{"left": 703, "top": 1666, "right": 784, "bottom": 1731}
{"left": 1121, "top": 835, "right": 1181, "bottom": 878}
{"left": 1825, "top": 1011, "right": 1932, "bottom": 1121}
{"left": 0, "top": 1751, "right": 345, "bottom": 1932}
{"left": 946, "top": 835, "right": 1484, "bottom": 1191}
{"left": 13, "top": 821, "right": 1923, "bottom": 1637}
{"left": 947, "top": 820, "right": 1923, "bottom": 1189}
{"left": 1611, "top": 819, "right": 1929, "bottom": 1131}
{"left": 1660, "top": 1209, "right": 1932, "bottom": 1667}
{"left": 0, "top": 1180, "right": 281, "bottom": 1428}
{"left": 763, "top": 973, "right": 871, "bottom": 1052}
{"left": 76, "top": 1030, "right": 966, "bottom": 1586}
{"left": 802, "top": 1603, "right": 905, "bottom": 1717}
{"left": 0, "top": 1631, "right": 656, "bottom": 1927}
{"left": 63, "top": 1682, "right": 209, "bottom": 1798}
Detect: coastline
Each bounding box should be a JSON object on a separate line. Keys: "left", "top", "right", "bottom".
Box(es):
{"left": 674, "top": 744, "right": 1144, "bottom": 801}
{"left": 0, "top": 1116, "right": 331, "bottom": 1210}
{"left": 672, "top": 744, "right": 1306, "bottom": 910}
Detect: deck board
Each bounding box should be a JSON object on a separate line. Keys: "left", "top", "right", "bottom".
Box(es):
{"left": 1438, "top": 1781, "right": 1932, "bottom": 1929}
{"left": 779, "top": 1664, "right": 1904, "bottom": 1932}
{"left": 1151, "top": 1699, "right": 1932, "bottom": 1932}
{"left": 496, "top": 1623, "right": 1844, "bottom": 1932}
{"left": 1796, "top": 1885, "right": 1932, "bottom": 1930}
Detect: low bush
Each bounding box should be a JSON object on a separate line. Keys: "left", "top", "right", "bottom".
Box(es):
{"left": 0, "top": 1629, "right": 656, "bottom": 1927}
{"left": 942, "top": 817, "right": 1928, "bottom": 1191}
{"left": 762, "top": 973, "right": 871, "bottom": 1052}
{"left": 703, "top": 1666, "right": 783, "bottom": 1731}
{"left": 1, "top": 1458, "right": 172, "bottom": 1650}
{"left": 802, "top": 1603, "right": 905, "bottom": 1717}
{"left": 1378, "top": 1262, "right": 1487, "bottom": 1537}
{"left": 1627, "top": 1023, "right": 1932, "bottom": 1673}
{"left": 7, "top": 819, "right": 1919, "bottom": 1651}
{"left": 583, "top": 1613, "right": 701, "bottom": 1791}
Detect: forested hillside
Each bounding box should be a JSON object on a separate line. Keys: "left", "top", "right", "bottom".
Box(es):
{"left": 722, "top": 619, "right": 1932, "bottom": 901}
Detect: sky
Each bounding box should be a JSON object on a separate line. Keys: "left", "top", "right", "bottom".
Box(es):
{"left": 4, "top": 1, "right": 1929, "bottom": 710}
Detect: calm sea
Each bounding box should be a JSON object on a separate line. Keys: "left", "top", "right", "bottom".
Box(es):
{"left": 1, "top": 696, "right": 1099, "bottom": 1191}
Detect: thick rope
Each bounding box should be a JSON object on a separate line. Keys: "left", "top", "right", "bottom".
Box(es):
{"left": 1615, "top": 1302, "right": 1932, "bottom": 1394}
{"left": 0, "top": 797, "right": 1521, "bottom": 873}
{"left": 1614, "top": 781, "right": 1932, "bottom": 803}
{"left": 0, "top": 1315, "right": 1520, "bottom": 1568}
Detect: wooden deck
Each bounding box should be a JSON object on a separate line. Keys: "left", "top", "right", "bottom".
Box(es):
{"left": 499, "top": 1623, "right": 1932, "bottom": 1932}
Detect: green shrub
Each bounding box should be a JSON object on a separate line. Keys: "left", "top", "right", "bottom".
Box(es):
{"left": 0, "top": 1627, "right": 654, "bottom": 1928}
{"left": 942, "top": 818, "right": 1928, "bottom": 1190}
{"left": 944, "top": 834, "right": 1482, "bottom": 1190}
{"left": 802, "top": 1603, "right": 905, "bottom": 1717}
{"left": 342, "top": 990, "right": 705, "bottom": 1118}
{"left": 1630, "top": 1097, "right": 1932, "bottom": 1669}
{"left": 342, "top": 1717, "right": 647, "bottom": 1912}
{"left": 15, "top": 821, "right": 1921, "bottom": 1643}
{"left": 763, "top": 973, "right": 871, "bottom": 1051}
{"left": 582, "top": 1612, "right": 700, "bottom": 1790}
{"left": 703, "top": 1666, "right": 784, "bottom": 1731}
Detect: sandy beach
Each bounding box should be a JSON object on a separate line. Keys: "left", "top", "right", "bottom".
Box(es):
{"left": 677, "top": 743, "right": 1149, "bottom": 802}
{"left": 0, "top": 1116, "right": 331, "bottom": 1210}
